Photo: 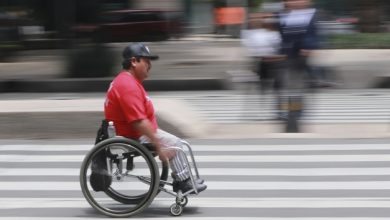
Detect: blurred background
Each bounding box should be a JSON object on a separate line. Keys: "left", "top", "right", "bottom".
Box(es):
{"left": 0, "top": 0, "right": 389, "bottom": 78}
{"left": 2, "top": 2, "right": 390, "bottom": 218}
{"left": 0, "top": 0, "right": 389, "bottom": 44}
{"left": 0, "top": 0, "right": 390, "bottom": 138}
{"left": 0, "top": 0, "right": 389, "bottom": 48}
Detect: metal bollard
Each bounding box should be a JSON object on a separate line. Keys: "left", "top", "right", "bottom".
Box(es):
{"left": 285, "top": 95, "right": 303, "bottom": 133}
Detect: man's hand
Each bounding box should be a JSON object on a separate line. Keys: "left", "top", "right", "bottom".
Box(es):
{"left": 132, "top": 119, "right": 176, "bottom": 161}
{"left": 157, "top": 148, "right": 176, "bottom": 161}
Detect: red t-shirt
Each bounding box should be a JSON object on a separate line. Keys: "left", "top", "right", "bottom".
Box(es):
{"left": 104, "top": 71, "right": 158, "bottom": 139}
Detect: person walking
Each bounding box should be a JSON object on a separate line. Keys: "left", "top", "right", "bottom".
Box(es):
{"left": 277, "top": 0, "right": 320, "bottom": 130}
{"left": 241, "top": 12, "right": 285, "bottom": 92}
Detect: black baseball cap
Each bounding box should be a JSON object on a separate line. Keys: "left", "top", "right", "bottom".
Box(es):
{"left": 122, "top": 43, "right": 159, "bottom": 60}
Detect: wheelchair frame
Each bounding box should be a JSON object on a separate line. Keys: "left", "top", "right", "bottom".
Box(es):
{"left": 80, "top": 136, "right": 202, "bottom": 217}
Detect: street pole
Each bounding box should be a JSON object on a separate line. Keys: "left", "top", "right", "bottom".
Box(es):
{"left": 285, "top": 94, "right": 303, "bottom": 133}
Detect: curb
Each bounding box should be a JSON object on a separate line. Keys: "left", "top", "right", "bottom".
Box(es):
{"left": 1, "top": 110, "right": 389, "bottom": 140}
{"left": 0, "top": 111, "right": 187, "bottom": 140}
{"left": 0, "top": 77, "right": 232, "bottom": 93}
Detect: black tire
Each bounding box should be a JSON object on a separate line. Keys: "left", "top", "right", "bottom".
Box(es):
{"left": 80, "top": 137, "right": 160, "bottom": 217}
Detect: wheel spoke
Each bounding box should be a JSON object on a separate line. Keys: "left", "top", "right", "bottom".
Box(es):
{"left": 80, "top": 138, "right": 160, "bottom": 217}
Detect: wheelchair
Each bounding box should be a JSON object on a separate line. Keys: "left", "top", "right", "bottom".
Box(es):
{"left": 79, "top": 136, "right": 203, "bottom": 217}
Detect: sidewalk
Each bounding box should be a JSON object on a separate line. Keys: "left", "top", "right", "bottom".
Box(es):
{"left": 1, "top": 36, "right": 390, "bottom": 92}
{"left": 0, "top": 93, "right": 389, "bottom": 140}
{"left": 1, "top": 37, "right": 390, "bottom": 139}
{"left": 0, "top": 39, "right": 244, "bottom": 92}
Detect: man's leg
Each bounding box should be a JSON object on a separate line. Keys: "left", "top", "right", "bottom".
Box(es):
{"left": 139, "top": 129, "right": 206, "bottom": 193}
{"left": 154, "top": 129, "right": 189, "bottom": 181}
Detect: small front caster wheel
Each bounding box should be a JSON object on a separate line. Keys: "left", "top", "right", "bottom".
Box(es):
{"left": 170, "top": 204, "right": 183, "bottom": 216}
{"left": 176, "top": 196, "right": 188, "bottom": 207}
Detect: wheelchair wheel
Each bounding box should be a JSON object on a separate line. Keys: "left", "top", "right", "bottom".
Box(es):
{"left": 80, "top": 137, "right": 160, "bottom": 217}
{"left": 105, "top": 159, "right": 168, "bottom": 204}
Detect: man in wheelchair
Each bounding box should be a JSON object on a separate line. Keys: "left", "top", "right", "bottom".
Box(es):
{"left": 102, "top": 43, "right": 207, "bottom": 194}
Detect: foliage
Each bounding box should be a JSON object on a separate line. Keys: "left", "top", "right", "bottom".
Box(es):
{"left": 327, "top": 33, "right": 390, "bottom": 49}
{"left": 248, "top": 0, "right": 263, "bottom": 8}
{"left": 313, "top": 0, "right": 389, "bottom": 32}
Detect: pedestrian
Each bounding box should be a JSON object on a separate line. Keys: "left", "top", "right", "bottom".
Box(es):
{"left": 241, "top": 12, "right": 285, "bottom": 92}
{"left": 104, "top": 43, "right": 207, "bottom": 194}
{"left": 276, "top": 0, "right": 320, "bottom": 128}
{"left": 278, "top": 0, "right": 320, "bottom": 89}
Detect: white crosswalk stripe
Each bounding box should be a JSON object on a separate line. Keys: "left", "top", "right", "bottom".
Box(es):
{"left": 2, "top": 181, "right": 390, "bottom": 191}
{"left": 0, "top": 142, "right": 390, "bottom": 219}
{"left": 2, "top": 154, "right": 390, "bottom": 162}
{"left": 1, "top": 197, "right": 390, "bottom": 209}
{"left": 151, "top": 90, "right": 390, "bottom": 123}
{"left": 2, "top": 144, "right": 390, "bottom": 151}
{"left": 2, "top": 218, "right": 390, "bottom": 220}
{"left": 2, "top": 167, "right": 390, "bottom": 176}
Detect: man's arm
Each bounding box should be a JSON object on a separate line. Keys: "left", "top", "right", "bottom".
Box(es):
{"left": 131, "top": 119, "right": 174, "bottom": 160}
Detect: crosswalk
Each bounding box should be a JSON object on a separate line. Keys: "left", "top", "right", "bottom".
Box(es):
{"left": 151, "top": 89, "right": 390, "bottom": 124}
{"left": 1, "top": 140, "right": 390, "bottom": 219}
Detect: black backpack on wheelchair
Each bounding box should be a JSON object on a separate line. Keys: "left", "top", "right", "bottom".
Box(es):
{"left": 90, "top": 120, "right": 112, "bottom": 192}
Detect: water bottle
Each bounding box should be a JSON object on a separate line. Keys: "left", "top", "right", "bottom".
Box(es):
{"left": 107, "top": 121, "right": 116, "bottom": 138}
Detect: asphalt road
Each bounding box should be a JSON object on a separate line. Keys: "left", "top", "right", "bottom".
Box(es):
{"left": 1, "top": 138, "right": 390, "bottom": 219}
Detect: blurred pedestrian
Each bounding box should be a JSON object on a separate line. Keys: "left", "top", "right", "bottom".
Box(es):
{"left": 277, "top": 0, "right": 320, "bottom": 130}
{"left": 104, "top": 43, "right": 206, "bottom": 194}
{"left": 278, "top": 0, "right": 320, "bottom": 88}
{"left": 241, "top": 12, "right": 285, "bottom": 92}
